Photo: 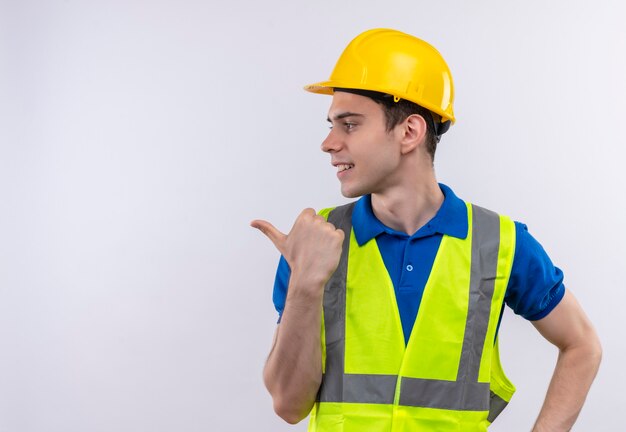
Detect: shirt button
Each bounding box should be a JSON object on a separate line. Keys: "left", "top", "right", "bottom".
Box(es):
{"left": 406, "top": 264, "right": 414, "bottom": 272}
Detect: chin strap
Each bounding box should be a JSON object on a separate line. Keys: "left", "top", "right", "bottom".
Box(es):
{"left": 435, "top": 120, "right": 451, "bottom": 143}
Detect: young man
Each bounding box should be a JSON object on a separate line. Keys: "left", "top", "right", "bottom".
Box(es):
{"left": 251, "top": 29, "right": 601, "bottom": 431}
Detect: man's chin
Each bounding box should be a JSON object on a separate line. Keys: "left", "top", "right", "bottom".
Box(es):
{"left": 340, "top": 186, "right": 366, "bottom": 199}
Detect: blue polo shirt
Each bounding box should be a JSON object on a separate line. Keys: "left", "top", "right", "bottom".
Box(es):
{"left": 272, "top": 184, "right": 565, "bottom": 345}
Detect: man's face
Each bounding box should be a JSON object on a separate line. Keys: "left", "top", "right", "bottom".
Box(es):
{"left": 322, "top": 91, "right": 402, "bottom": 198}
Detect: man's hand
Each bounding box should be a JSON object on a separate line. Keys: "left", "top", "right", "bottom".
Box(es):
{"left": 251, "top": 208, "right": 345, "bottom": 288}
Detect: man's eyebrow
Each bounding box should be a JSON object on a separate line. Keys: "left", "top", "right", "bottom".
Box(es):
{"left": 326, "top": 112, "right": 365, "bottom": 123}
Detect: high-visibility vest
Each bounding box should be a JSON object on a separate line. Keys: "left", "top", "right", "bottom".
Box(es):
{"left": 308, "top": 201, "right": 516, "bottom": 432}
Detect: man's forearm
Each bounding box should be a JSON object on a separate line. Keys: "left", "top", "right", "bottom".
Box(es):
{"left": 263, "top": 275, "right": 325, "bottom": 424}
{"left": 533, "top": 333, "right": 602, "bottom": 431}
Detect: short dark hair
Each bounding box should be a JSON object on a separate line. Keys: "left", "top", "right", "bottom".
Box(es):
{"left": 334, "top": 88, "right": 440, "bottom": 162}
{"left": 373, "top": 98, "right": 439, "bottom": 163}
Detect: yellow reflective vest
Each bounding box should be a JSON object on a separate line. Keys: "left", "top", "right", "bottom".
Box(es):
{"left": 308, "top": 201, "right": 516, "bottom": 432}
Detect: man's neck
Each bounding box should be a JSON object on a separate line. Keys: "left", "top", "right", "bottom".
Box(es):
{"left": 370, "top": 177, "right": 444, "bottom": 236}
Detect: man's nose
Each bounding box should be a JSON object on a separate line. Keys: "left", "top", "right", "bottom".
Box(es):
{"left": 321, "top": 129, "right": 342, "bottom": 153}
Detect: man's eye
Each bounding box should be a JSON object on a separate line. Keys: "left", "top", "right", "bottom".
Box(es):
{"left": 327, "top": 122, "right": 357, "bottom": 131}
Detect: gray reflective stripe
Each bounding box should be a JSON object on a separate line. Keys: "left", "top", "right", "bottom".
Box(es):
{"left": 318, "top": 202, "right": 506, "bottom": 417}
{"left": 321, "top": 373, "right": 397, "bottom": 404}
{"left": 343, "top": 374, "right": 397, "bottom": 404}
{"left": 488, "top": 391, "right": 509, "bottom": 422}
{"left": 456, "top": 205, "right": 501, "bottom": 388}
{"left": 399, "top": 378, "right": 490, "bottom": 411}
{"left": 317, "top": 203, "right": 355, "bottom": 403}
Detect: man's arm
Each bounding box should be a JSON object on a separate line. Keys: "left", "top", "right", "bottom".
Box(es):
{"left": 531, "top": 290, "right": 602, "bottom": 431}
{"left": 263, "top": 274, "right": 324, "bottom": 424}
{"left": 251, "top": 209, "right": 344, "bottom": 424}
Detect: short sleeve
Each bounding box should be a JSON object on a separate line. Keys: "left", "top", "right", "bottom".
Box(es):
{"left": 505, "top": 222, "right": 566, "bottom": 321}
{"left": 272, "top": 255, "right": 292, "bottom": 322}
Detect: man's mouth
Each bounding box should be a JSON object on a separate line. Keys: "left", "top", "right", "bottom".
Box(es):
{"left": 337, "top": 164, "right": 354, "bottom": 173}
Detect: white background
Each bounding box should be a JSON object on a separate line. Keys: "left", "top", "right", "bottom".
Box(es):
{"left": 1, "top": 0, "right": 625, "bottom": 431}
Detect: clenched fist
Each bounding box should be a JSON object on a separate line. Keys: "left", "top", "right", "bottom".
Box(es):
{"left": 251, "top": 208, "right": 345, "bottom": 289}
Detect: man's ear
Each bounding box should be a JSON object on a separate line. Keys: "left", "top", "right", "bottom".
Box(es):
{"left": 399, "top": 114, "right": 428, "bottom": 155}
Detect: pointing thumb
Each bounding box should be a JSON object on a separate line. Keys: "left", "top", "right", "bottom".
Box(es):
{"left": 250, "top": 219, "right": 287, "bottom": 252}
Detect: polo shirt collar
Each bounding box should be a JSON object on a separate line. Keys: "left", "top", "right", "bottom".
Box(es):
{"left": 352, "top": 183, "right": 469, "bottom": 246}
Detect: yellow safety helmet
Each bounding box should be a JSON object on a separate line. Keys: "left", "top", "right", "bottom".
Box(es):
{"left": 305, "top": 28, "right": 455, "bottom": 128}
